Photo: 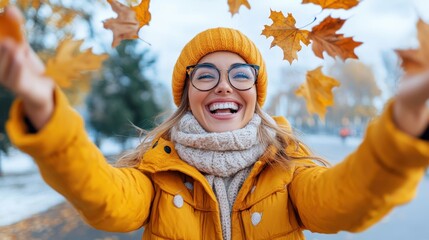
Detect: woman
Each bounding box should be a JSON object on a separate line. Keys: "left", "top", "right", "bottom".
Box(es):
{"left": 1, "top": 7, "right": 429, "bottom": 240}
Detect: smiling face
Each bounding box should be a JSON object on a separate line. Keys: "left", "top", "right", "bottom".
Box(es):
{"left": 187, "top": 51, "right": 257, "bottom": 132}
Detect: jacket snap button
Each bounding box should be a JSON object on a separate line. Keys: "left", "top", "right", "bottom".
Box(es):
{"left": 184, "top": 182, "right": 194, "bottom": 191}
{"left": 164, "top": 146, "right": 172, "bottom": 154}
{"left": 251, "top": 212, "right": 262, "bottom": 226}
{"left": 173, "top": 195, "right": 184, "bottom": 208}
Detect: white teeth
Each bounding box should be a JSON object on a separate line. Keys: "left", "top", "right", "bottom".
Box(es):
{"left": 209, "top": 102, "right": 239, "bottom": 111}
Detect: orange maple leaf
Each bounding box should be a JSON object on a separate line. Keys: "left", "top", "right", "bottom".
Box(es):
{"left": 228, "top": 0, "right": 251, "bottom": 16}
{"left": 309, "top": 16, "right": 362, "bottom": 60}
{"left": 262, "top": 10, "right": 310, "bottom": 64}
{"left": 45, "top": 38, "right": 108, "bottom": 88}
{"left": 104, "top": 0, "right": 146, "bottom": 48}
{"left": 295, "top": 66, "right": 340, "bottom": 120}
{"left": 131, "top": 0, "right": 151, "bottom": 28}
{"left": 396, "top": 19, "right": 429, "bottom": 74}
{"left": 0, "top": 6, "right": 24, "bottom": 43}
{"left": 302, "top": 0, "right": 359, "bottom": 10}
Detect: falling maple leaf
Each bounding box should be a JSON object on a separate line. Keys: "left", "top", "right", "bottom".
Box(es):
{"left": 132, "top": 0, "right": 151, "bottom": 28}
{"left": 262, "top": 10, "right": 311, "bottom": 64}
{"left": 309, "top": 16, "right": 362, "bottom": 60}
{"left": 104, "top": 0, "right": 151, "bottom": 48}
{"left": 45, "top": 38, "right": 108, "bottom": 88}
{"left": 396, "top": 19, "right": 429, "bottom": 74}
{"left": 228, "top": 0, "right": 251, "bottom": 16}
{"left": 0, "top": 6, "right": 24, "bottom": 43}
{"left": 302, "top": 0, "right": 359, "bottom": 10}
{"left": 295, "top": 66, "right": 340, "bottom": 120}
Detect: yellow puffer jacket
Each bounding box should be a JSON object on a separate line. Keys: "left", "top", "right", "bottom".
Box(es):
{"left": 6, "top": 89, "right": 429, "bottom": 240}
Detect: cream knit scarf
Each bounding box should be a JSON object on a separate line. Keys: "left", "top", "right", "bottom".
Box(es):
{"left": 171, "top": 112, "right": 273, "bottom": 240}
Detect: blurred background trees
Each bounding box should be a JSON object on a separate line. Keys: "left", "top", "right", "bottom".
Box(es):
{"left": 87, "top": 40, "right": 164, "bottom": 149}
{"left": 0, "top": 86, "right": 14, "bottom": 176}
{"left": 0, "top": 1, "right": 167, "bottom": 175}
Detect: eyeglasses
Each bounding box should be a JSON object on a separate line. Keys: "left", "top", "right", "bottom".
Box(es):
{"left": 186, "top": 63, "right": 259, "bottom": 91}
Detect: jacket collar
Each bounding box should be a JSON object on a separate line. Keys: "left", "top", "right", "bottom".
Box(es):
{"left": 136, "top": 116, "right": 291, "bottom": 202}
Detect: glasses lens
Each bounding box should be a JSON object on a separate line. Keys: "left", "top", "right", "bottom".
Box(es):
{"left": 191, "top": 65, "right": 219, "bottom": 91}
{"left": 228, "top": 65, "right": 257, "bottom": 90}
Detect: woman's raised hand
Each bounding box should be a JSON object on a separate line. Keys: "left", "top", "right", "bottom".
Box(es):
{"left": 393, "top": 70, "right": 429, "bottom": 137}
{"left": 0, "top": 6, "right": 54, "bottom": 130}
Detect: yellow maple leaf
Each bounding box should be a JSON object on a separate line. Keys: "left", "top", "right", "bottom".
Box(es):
{"left": 396, "top": 19, "right": 429, "bottom": 74}
{"left": 262, "top": 10, "right": 310, "bottom": 64}
{"left": 0, "top": 0, "right": 9, "bottom": 9}
{"left": 309, "top": 16, "right": 362, "bottom": 60}
{"left": 302, "top": 0, "right": 359, "bottom": 10}
{"left": 45, "top": 38, "right": 108, "bottom": 88}
{"left": 295, "top": 66, "right": 340, "bottom": 120}
{"left": 131, "top": 0, "right": 151, "bottom": 28}
{"left": 227, "top": 0, "right": 251, "bottom": 16}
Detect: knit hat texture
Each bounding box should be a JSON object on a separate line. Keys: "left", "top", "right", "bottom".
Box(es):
{"left": 172, "top": 27, "right": 267, "bottom": 107}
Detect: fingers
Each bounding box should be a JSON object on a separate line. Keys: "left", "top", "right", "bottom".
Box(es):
{"left": 0, "top": 39, "right": 15, "bottom": 86}
{"left": 0, "top": 39, "right": 23, "bottom": 91}
{"left": 6, "top": 44, "right": 25, "bottom": 89}
{"left": 5, "top": 6, "right": 24, "bottom": 25}
{"left": 397, "top": 70, "right": 429, "bottom": 106}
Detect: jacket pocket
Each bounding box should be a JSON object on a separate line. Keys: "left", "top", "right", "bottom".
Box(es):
{"left": 151, "top": 189, "right": 201, "bottom": 240}
{"left": 239, "top": 189, "right": 300, "bottom": 240}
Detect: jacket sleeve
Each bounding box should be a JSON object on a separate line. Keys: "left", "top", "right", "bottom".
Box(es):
{"left": 6, "top": 87, "right": 155, "bottom": 232}
{"left": 288, "top": 100, "right": 429, "bottom": 233}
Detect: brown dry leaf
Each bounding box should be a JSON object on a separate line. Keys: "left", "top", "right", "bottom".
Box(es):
{"left": 262, "top": 10, "right": 310, "bottom": 64}
{"left": 131, "top": 0, "right": 151, "bottom": 28}
{"left": 228, "top": 0, "right": 251, "bottom": 16}
{"left": 0, "top": 0, "right": 9, "bottom": 9}
{"left": 45, "top": 38, "right": 108, "bottom": 88}
{"left": 396, "top": 19, "right": 429, "bottom": 74}
{"left": 309, "top": 16, "right": 362, "bottom": 60}
{"left": 302, "top": 0, "right": 359, "bottom": 10}
{"left": 295, "top": 66, "right": 340, "bottom": 120}
{"left": 0, "top": 6, "right": 24, "bottom": 43}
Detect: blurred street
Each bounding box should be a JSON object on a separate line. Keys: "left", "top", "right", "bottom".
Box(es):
{"left": 0, "top": 202, "right": 143, "bottom": 240}
{"left": 0, "top": 134, "right": 428, "bottom": 239}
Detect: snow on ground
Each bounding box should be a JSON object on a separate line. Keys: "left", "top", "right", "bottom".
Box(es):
{"left": 0, "top": 149, "right": 64, "bottom": 226}
{"left": 0, "top": 138, "right": 126, "bottom": 226}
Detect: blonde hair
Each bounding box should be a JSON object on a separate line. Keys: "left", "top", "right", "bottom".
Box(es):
{"left": 115, "top": 83, "right": 329, "bottom": 168}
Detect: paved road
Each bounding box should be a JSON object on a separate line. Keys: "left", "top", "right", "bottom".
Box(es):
{"left": 0, "top": 202, "right": 144, "bottom": 240}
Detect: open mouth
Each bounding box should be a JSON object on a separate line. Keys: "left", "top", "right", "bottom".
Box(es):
{"left": 208, "top": 102, "right": 240, "bottom": 115}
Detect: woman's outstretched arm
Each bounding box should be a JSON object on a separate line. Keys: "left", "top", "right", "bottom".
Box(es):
{"left": 1, "top": 7, "right": 155, "bottom": 231}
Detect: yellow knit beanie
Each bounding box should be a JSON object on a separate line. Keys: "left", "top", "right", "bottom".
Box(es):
{"left": 172, "top": 27, "right": 267, "bottom": 107}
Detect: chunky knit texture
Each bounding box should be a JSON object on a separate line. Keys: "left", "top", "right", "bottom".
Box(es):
{"left": 172, "top": 27, "right": 267, "bottom": 107}
{"left": 171, "top": 112, "right": 276, "bottom": 240}
{"left": 171, "top": 112, "right": 267, "bottom": 177}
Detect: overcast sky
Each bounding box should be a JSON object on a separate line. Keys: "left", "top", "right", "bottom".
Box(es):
{"left": 94, "top": 0, "right": 429, "bottom": 103}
